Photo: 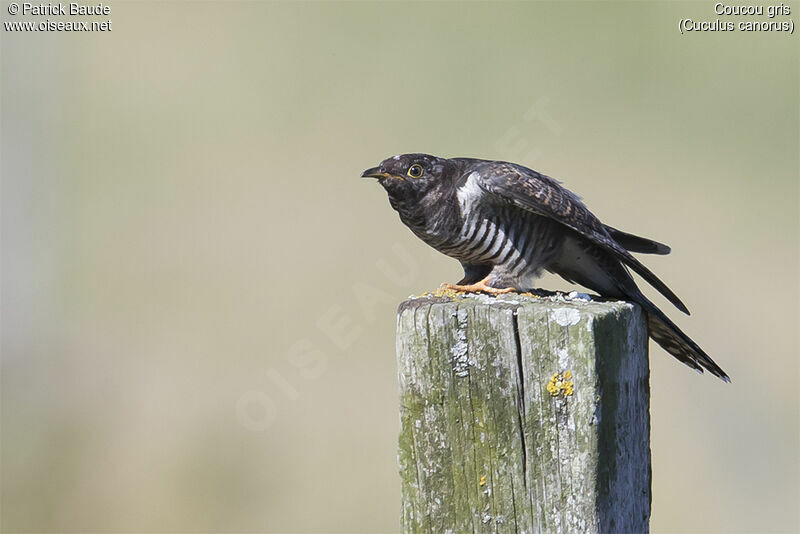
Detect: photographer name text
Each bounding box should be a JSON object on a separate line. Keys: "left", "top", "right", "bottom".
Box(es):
{"left": 13, "top": 2, "right": 109, "bottom": 16}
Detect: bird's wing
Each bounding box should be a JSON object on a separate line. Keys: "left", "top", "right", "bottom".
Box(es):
{"left": 605, "top": 226, "right": 671, "bottom": 255}
{"left": 476, "top": 162, "right": 689, "bottom": 314}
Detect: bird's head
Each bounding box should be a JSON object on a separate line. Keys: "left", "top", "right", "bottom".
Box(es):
{"left": 361, "top": 154, "right": 449, "bottom": 203}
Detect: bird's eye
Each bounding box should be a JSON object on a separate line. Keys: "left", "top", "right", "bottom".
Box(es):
{"left": 407, "top": 164, "right": 424, "bottom": 178}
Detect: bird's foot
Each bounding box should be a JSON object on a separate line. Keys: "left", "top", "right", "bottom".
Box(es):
{"left": 440, "top": 279, "right": 515, "bottom": 295}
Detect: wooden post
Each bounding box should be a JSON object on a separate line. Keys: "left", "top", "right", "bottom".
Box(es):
{"left": 397, "top": 292, "right": 650, "bottom": 534}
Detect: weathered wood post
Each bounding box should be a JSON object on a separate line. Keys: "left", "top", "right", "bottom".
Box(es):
{"left": 397, "top": 292, "right": 650, "bottom": 534}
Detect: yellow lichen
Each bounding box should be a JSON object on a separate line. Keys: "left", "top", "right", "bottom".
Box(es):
{"left": 425, "top": 287, "right": 465, "bottom": 300}
{"left": 546, "top": 370, "right": 575, "bottom": 397}
{"left": 479, "top": 475, "right": 487, "bottom": 486}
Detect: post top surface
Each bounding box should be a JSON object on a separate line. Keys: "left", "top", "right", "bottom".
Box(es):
{"left": 398, "top": 289, "right": 637, "bottom": 318}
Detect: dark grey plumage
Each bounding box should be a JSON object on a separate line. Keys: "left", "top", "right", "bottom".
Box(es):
{"left": 362, "top": 154, "right": 729, "bottom": 381}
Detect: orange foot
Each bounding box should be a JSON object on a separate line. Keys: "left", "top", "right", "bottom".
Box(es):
{"left": 441, "top": 277, "right": 516, "bottom": 295}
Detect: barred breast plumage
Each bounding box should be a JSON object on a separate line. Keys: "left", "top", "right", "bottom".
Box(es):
{"left": 431, "top": 171, "right": 562, "bottom": 288}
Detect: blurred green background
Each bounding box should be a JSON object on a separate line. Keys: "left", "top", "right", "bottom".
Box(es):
{"left": 2, "top": 1, "right": 798, "bottom": 532}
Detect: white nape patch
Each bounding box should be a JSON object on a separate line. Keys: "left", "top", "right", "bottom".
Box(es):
{"left": 392, "top": 155, "right": 401, "bottom": 160}
{"left": 457, "top": 171, "right": 483, "bottom": 214}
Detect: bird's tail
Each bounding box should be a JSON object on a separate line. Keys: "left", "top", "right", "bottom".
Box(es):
{"left": 645, "top": 307, "right": 730, "bottom": 382}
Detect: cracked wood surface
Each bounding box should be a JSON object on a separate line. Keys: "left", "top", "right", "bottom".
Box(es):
{"left": 397, "top": 293, "right": 651, "bottom": 534}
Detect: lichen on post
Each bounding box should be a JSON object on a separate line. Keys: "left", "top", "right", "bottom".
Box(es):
{"left": 396, "top": 292, "right": 650, "bottom": 534}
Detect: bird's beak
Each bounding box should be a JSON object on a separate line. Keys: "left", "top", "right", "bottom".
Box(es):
{"left": 361, "top": 166, "right": 393, "bottom": 179}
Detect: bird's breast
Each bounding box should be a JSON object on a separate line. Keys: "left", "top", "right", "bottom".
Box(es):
{"left": 435, "top": 206, "right": 520, "bottom": 266}
{"left": 394, "top": 186, "right": 563, "bottom": 283}
{"left": 438, "top": 205, "right": 564, "bottom": 280}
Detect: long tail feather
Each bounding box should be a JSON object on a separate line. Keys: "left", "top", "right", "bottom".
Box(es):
{"left": 646, "top": 308, "right": 730, "bottom": 382}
